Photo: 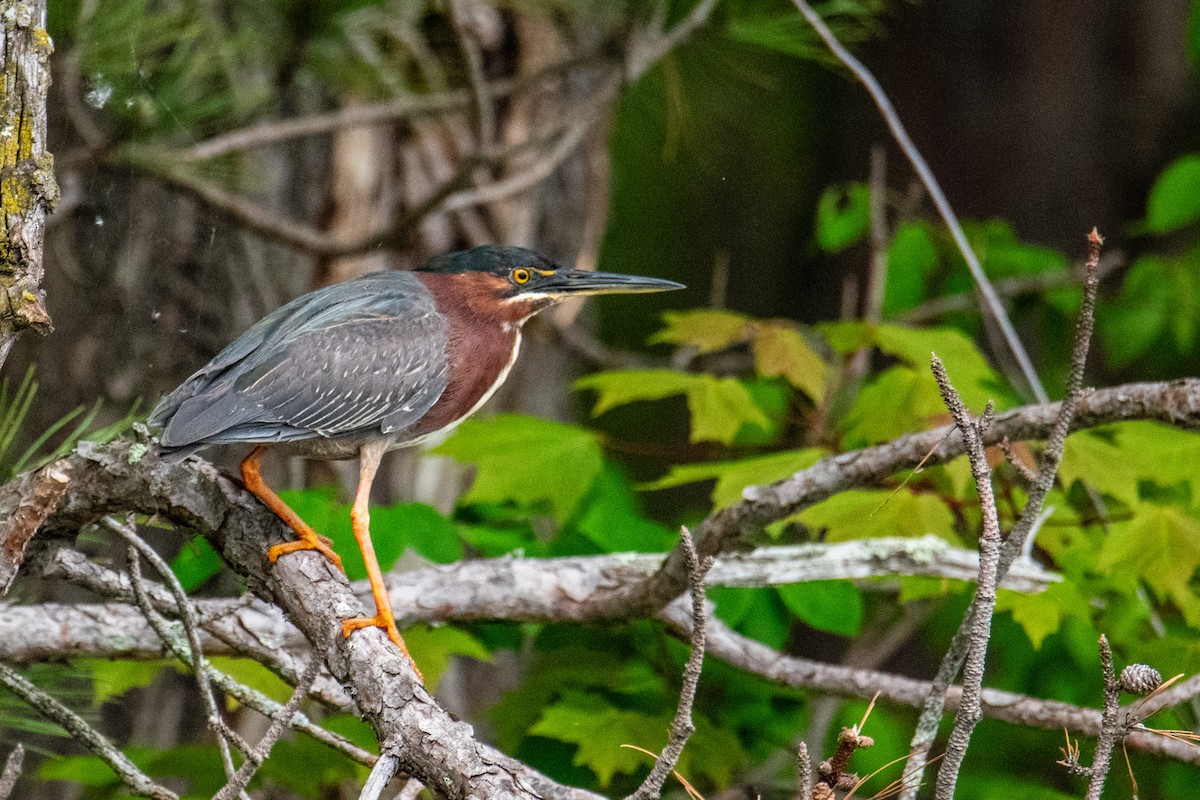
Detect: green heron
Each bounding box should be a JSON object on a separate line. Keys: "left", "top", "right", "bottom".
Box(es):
{"left": 150, "top": 245, "right": 683, "bottom": 675}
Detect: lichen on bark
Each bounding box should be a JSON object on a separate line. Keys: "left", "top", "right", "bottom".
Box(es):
{"left": 0, "top": 0, "right": 56, "bottom": 365}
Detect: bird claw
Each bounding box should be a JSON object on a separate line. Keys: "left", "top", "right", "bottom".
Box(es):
{"left": 266, "top": 535, "right": 345, "bottom": 573}
{"left": 342, "top": 614, "right": 424, "bottom": 683}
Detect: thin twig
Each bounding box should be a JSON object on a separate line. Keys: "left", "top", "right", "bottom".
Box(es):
{"left": 901, "top": 230, "right": 1105, "bottom": 797}
{"left": 789, "top": 0, "right": 1047, "bottom": 403}
{"left": 0, "top": 745, "right": 23, "bottom": 800}
{"left": 359, "top": 753, "right": 401, "bottom": 800}
{"left": 796, "top": 742, "right": 813, "bottom": 800}
{"left": 929, "top": 361, "right": 1001, "bottom": 800}
{"left": 625, "top": 0, "right": 721, "bottom": 81}
{"left": 112, "top": 542, "right": 375, "bottom": 767}
{"left": 107, "top": 517, "right": 245, "bottom": 788}
{"left": 1085, "top": 635, "right": 1123, "bottom": 800}
{"left": 213, "top": 657, "right": 322, "bottom": 800}
{"left": 448, "top": 0, "right": 496, "bottom": 153}
{"left": 0, "top": 662, "right": 177, "bottom": 800}
{"left": 625, "top": 527, "right": 712, "bottom": 800}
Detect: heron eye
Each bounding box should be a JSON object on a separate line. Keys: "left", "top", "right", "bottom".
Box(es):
{"left": 512, "top": 268, "right": 531, "bottom": 284}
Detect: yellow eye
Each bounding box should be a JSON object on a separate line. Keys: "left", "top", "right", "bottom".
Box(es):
{"left": 512, "top": 268, "right": 531, "bottom": 284}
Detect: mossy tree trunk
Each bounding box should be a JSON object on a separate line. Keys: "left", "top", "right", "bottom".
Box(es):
{"left": 0, "top": 0, "right": 55, "bottom": 371}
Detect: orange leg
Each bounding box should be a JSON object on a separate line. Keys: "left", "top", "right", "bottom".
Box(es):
{"left": 339, "top": 442, "right": 423, "bottom": 682}
{"left": 241, "top": 446, "right": 344, "bottom": 573}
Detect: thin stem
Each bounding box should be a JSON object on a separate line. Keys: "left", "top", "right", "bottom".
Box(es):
{"left": 789, "top": 0, "right": 1047, "bottom": 403}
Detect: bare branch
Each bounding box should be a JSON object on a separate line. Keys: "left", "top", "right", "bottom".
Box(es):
{"left": 359, "top": 753, "right": 401, "bottom": 800}
{"left": 213, "top": 657, "right": 322, "bottom": 800}
{"left": 902, "top": 230, "right": 1105, "bottom": 796}
{"left": 1084, "top": 635, "right": 1122, "bottom": 800}
{"left": 0, "top": 745, "right": 23, "bottom": 800}
{"left": 626, "top": 528, "right": 712, "bottom": 800}
{"left": 788, "top": 0, "right": 1046, "bottom": 403}
{"left": 448, "top": 0, "right": 497, "bottom": 153}
{"left": 929, "top": 361, "right": 1002, "bottom": 800}
{"left": 0, "top": 661, "right": 177, "bottom": 799}
{"left": 625, "top": 0, "right": 721, "bottom": 81}
{"left": 657, "top": 601, "right": 1200, "bottom": 765}
{"left": 122, "top": 540, "right": 246, "bottom": 790}
{"left": 0, "top": 461, "right": 70, "bottom": 593}
{"left": 579, "top": 375, "right": 1200, "bottom": 620}
{"left": 796, "top": 742, "right": 813, "bottom": 800}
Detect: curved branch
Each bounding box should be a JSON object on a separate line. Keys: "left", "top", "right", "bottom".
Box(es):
{"left": 579, "top": 378, "right": 1200, "bottom": 619}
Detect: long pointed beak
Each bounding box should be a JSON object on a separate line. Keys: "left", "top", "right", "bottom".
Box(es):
{"left": 531, "top": 269, "right": 685, "bottom": 297}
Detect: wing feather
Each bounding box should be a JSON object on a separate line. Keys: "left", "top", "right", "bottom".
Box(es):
{"left": 153, "top": 271, "right": 450, "bottom": 451}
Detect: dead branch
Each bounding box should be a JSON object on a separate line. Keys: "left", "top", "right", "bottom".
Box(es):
{"left": 929, "top": 360, "right": 1001, "bottom": 800}
{"left": 625, "top": 528, "right": 712, "bottom": 800}
{"left": 902, "top": 229, "right": 1105, "bottom": 796}
{"left": 213, "top": 657, "right": 321, "bottom": 800}
{"left": 575, "top": 376, "right": 1200, "bottom": 620}
{"left": 0, "top": 461, "right": 69, "bottom": 592}
{"left": 0, "top": 745, "right": 23, "bottom": 800}
{"left": 658, "top": 600, "right": 1200, "bottom": 765}
{"left": 0, "top": 661, "right": 177, "bottom": 799}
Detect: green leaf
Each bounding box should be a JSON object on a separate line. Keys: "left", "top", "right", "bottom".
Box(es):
{"left": 797, "top": 488, "right": 958, "bottom": 544}
{"left": 1061, "top": 423, "right": 1200, "bottom": 504}
{"left": 1146, "top": 154, "right": 1200, "bottom": 233}
{"left": 529, "top": 692, "right": 669, "bottom": 786}
{"left": 576, "top": 464, "right": 677, "bottom": 552}
{"left": 967, "top": 219, "right": 1068, "bottom": 278}
{"left": 170, "top": 536, "right": 224, "bottom": 591}
{"left": 710, "top": 586, "right": 791, "bottom": 649}
{"left": 83, "top": 660, "right": 173, "bottom": 705}
{"left": 1100, "top": 503, "right": 1200, "bottom": 625}
{"left": 777, "top": 581, "right": 863, "bottom": 636}
{"left": 885, "top": 221, "right": 939, "bottom": 315}
{"left": 814, "top": 182, "right": 871, "bottom": 253}
{"left": 529, "top": 691, "right": 745, "bottom": 787}
{"left": 841, "top": 365, "right": 946, "bottom": 447}
{"left": 642, "top": 448, "right": 825, "bottom": 508}
{"left": 750, "top": 322, "right": 827, "bottom": 401}
{"left": 435, "top": 415, "right": 604, "bottom": 522}
{"left": 819, "top": 321, "right": 1007, "bottom": 411}
{"left": 1059, "top": 431, "right": 1141, "bottom": 505}
{"left": 995, "top": 581, "right": 1087, "bottom": 649}
{"left": 649, "top": 309, "right": 750, "bottom": 352}
{"left": 873, "top": 324, "right": 1005, "bottom": 408}
{"left": 727, "top": 13, "right": 825, "bottom": 59}
{"left": 371, "top": 502, "right": 463, "bottom": 564}
{"left": 576, "top": 370, "right": 771, "bottom": 445}
{"left": 1099, "top": 255, "right": 1175, "bottom": 366}
{"left": 402, "top": 624, "right": 490, "bottom": 691}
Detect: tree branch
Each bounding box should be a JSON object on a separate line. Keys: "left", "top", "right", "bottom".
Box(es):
{"left": 626, "top": 528, "right": 711, "bottom": 800}
{"left": 657, "top": 600, "right": 1200, "bottom": 765}
{"left": 576, "top": 376, "right": 1200, "bottom": 620}
{"left": 0, "top": 661, "right": 177, "bottom": 799}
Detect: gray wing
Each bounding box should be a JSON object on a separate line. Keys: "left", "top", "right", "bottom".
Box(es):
{"left": 152, "top": 271, "right": 449, "bottom": 452}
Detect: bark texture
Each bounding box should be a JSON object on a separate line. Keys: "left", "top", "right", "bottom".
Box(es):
{"left": 0, "top": 0, "right": 55, "bottom": 369}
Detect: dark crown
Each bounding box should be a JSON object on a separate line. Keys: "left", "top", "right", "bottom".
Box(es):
{"left": 418, "top": 245, "right": 560, "bottom": 276}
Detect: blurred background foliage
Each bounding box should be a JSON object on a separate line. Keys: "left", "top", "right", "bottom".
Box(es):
{"left": 5, "top": 0, "right": 1200, "bottom": 797}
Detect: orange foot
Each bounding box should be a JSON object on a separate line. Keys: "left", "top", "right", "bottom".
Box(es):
{"left": 267, "top": 532, "right": 344, "bottom": 573}
{"left": 342, "top": 613, "right": 424, "bottom": 684}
